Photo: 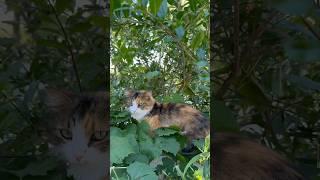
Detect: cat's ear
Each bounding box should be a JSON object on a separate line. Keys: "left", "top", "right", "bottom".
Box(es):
{"left": 45, "top": 88, "right": 75, "bottom": 112}
{"left": 124, "top": 89, "right": 135, "bottom": 97}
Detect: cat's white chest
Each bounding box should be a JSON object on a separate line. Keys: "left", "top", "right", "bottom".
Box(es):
{"left": 128, "top": 101, "right": 150, "bottom": 121}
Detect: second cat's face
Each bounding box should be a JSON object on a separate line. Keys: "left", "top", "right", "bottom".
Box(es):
{"left": 43, "top": 89, "right": 108, "bottom": 178}
{"left": 125, "top": 90, "right": 156, "bottom": 120}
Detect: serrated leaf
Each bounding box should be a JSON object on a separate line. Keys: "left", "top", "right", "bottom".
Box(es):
{"left": 138, "top": 127, "right": 162, "bottom": 158}
{"left": 156, "top": 137, "right": 180, "bottom": 155}
{"left": 110, "top": 126, "right": 139, "bottom": 164}
{"left": 127, "top": 162, "right": 157, "bottom": 180}
{"left": 125, "top": 153, "right": 149, "bottom": 164}
{"left": 155, "top": 128, "right": 179, "bottom": 136}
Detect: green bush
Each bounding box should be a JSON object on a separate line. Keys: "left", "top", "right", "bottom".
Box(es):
{"left": 110, "top": 0, "right": 210, "bottom": 179}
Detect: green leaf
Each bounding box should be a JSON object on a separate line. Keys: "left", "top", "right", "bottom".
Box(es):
{"left": 90, "top": 16, "right": 109, "bottom": 32}
{"left": 268, "top": 0, "right": 313, "bottom": 15}
{"left": 175, "top": 26, "right": 185, "bottom": 39}
{"left": 163, "top": 93, "right": 184, "bottom": 103}
{"left": 183, "top": 152, "right": 210, "bottom": 178}
{"left": 155, "top": 127, "right": 179, "bottom": 136}
{"left": 1, "top": 156, "right": 60, "bottom": 178}
{"left": 145, "top": 71, "right": 160, "bottom": 79}
{"left": 127, "top": 162, "right": 157, "bottom": 180}
{"left": 287, "top": 75, "right": 320, "bottom": 92}
{"left": 137, "top": 123, "right": 162, "bottom": 158}
{"left": 110, "top": 126, "right": 139, "bottom": 164}
{"left": 284, "top": 37, "right": 320, "bottom": 62}
{"left": 191, "top": 32, "right": 205, "bottom": 50}
{"left": 156, "top": 137, "right": 180, "bottom": 155}
{"left": 236, "top": 76, "right": 270, "bottom": 109}
{"left": 36, "top": 39, "right": 65, "bottom": 49}
{"left": 189, "top": 0, "right": 199, "bottom": 11}
{"left": 157, "top": 0, "right": 168, "bottom": 18}
{"left": 125, "top": 153, "right": 149, "bottom": 164}
{"left": 69, "top": 22, "right": 91, "bottom": 33}
{"left": 149, "top": 0, "right": 163, "bottom": 15}
{"left": 55, "top": 0, "right": 75, "bottom": 14}
{"left": 111, "top": 0, "right": 122, "bottom": 12}
{"left": 213, "top": 101, "right": 239, "bottom": 132}
{"left": 138, "top": 0, "right": 149, "bottom": 6}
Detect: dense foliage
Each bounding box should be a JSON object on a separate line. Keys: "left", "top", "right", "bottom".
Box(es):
{"left": 110, "top": 0, "right": 210, "bottom": 179}
{"left": 0, "top": 0, "right": 107, "bottom": 179}
{"left": 213, "top": 0, "right": 320, "bottom": 179}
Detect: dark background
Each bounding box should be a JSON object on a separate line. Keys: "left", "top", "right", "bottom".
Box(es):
{"left": 212, "top": 0, "right": 320, "bottom": 179}
{"left": 0, "top": 0, "right": 108, "bottom": 179}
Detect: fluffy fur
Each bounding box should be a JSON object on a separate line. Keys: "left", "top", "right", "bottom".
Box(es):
{"left": 212, "top": 132, "right": 305, "bottom": 180}
{"left": 125, "top": 90, "right": 210, "bottom": 142}
{"left": 43, "top": 89, "right": 109, "bottom": 180}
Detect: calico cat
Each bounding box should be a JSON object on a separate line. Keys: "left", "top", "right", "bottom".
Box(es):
{"left": 213, "top": 132, "right": 306, "bottom": 180}
{"left": 125, "top": 90, "right": 209, "bottom": 146}
{"left": 42, "top": 89, "right": 109, "bottom": 180}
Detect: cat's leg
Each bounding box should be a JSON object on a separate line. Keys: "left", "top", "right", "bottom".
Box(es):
{"left": 180, "top": 133, "right": 198, "bottom": 155}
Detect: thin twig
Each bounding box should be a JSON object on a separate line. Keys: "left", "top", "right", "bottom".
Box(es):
{"left": 47, "top": 0, "right": 82, "bottom": 92}
{"left": 300, "top": 16, "right": 320, "bottom": 41}
{"left": 233, "top": 0, "right": 240, "bottom": 77}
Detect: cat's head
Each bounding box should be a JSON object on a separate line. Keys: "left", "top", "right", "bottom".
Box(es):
{"left": 124, "top": 90, "right": 156, "bottom": 121}
{"left": 43, "top": 89, "right": 108, "bottom": 168}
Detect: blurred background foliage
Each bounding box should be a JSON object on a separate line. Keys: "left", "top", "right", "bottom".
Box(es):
{"left": 213, "top": 0, "right": 320, "bottom": 179}
{"left": 110, "top": 0, "right": 210, "bottom": 179}
{"left": 0, "top": 0, "right": 107, "bottom": 179}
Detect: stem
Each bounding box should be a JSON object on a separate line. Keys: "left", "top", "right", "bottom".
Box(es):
{"left": 47, "top": 0, "right": 82, "bottom": 92}
{"left": 233, "top": 0, "right": 240, "bottom": 77}
{"left": 300, "top": 16, "right": 320, "bottom": 41}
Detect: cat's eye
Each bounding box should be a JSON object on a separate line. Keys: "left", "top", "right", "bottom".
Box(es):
{"left": 90, "top": 130, "right": 107, "bottom": 142}
{"left": 59, "top": 129, "right": 72, "bottom": 140}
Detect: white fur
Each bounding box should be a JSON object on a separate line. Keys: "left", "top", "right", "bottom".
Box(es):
{"left": 128, "top": 100, "right": 151, "bottom": 121}
{"left": 52, "top": 123, "right": 108, "bottom": 180}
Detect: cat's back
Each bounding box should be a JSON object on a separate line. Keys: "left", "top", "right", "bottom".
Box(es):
{"left": 151, "top": 102, "right": 202, "bottom": 116}
{"left": 213, "top": 132, "right": 305, "bottom": 180}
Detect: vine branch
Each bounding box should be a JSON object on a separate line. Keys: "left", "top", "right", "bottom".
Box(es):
{"left": 300, "top": 16, "right": 320, "bottom": 41}
{"left": 47, "top": 0, "right": 82, "bottom": 92}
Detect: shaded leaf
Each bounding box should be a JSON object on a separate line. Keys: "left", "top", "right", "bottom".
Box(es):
{"left": 127, "top": 162, "right": 157, "bottom": 180}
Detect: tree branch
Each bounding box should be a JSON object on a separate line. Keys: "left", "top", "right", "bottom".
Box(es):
{"left": 233, "top": 0, "right": 240, "bottom": 77}
{"left": 300, "top": 16, "right": 320, "bottom": 41}
{"left": 47, "top": 0, "right": 82, "bottom": 92}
